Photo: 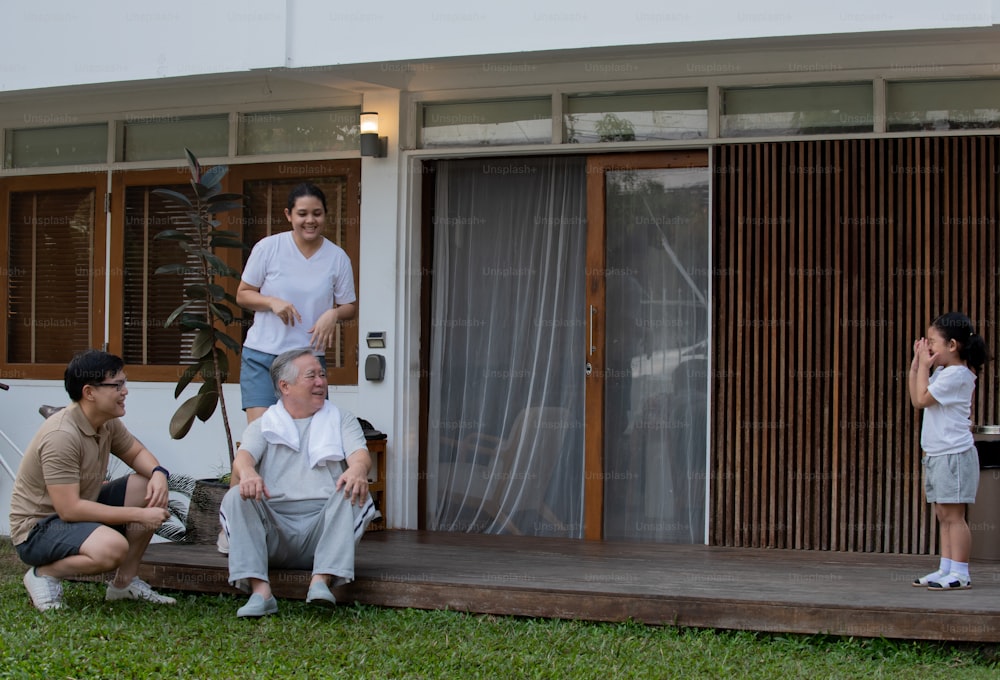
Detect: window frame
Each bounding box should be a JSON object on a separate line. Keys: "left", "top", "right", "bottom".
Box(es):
{"left": 0, "top": 172, "right": 107, "bottom": 380}
{"left": 108, "top": 167, "right": 243, "bottom": 381}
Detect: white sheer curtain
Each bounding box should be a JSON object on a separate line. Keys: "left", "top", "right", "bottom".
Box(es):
{"left": 426, "top": 157, "right": 586, "bottom": 537}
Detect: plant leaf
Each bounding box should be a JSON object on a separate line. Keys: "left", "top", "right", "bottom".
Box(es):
{"left": 164, "top": 301, "right": 194, "bottom": 328}
{"left": 184, "top": 284, "right": 210, "bottom": 300}
{"left": 206, "top": 283, "right": 226, "bottom": 301}
{"left": 154, "top": 263, "right": 191, "bottom": 276}
{"left": 191, "top": 328, "right": 215, "bottom": 358}
{"left": 202, "top": 252, "right": 236, "bottom": 277}
{"left": 192, "top": 182, "right": 212, "bottom": 200}
{"left": 178, "top": 314, "right": 211, "bottom": 331}
{"left": 169, "top": 395, "right": 201, "bottom": 439}
{"left": 200, "top": 165, "right": 227, "bottom": 189}
{"left": 211, "top": 229, "right": 243, "bottom": 240}
{"left": 153, "top": 229, "right": 193, "bottom": 242}
{"left": 168, "top": 473, "right": 197, "bottom": 497}
{"left": 209, "top": 236, "right": 249, "bottom": 250}
{"left": 151, "top": 188, "right": 193, "bottom": 209}
{"left": 155, "top": 521, "right": 187, "bottom": 542}
{"left": 204, "top": 200, "right": 244, "bottom": 215}
{"left": 195, "top": 390, "right": 219, "bottom": 422}
{"left": 205, "top": 192, "right": 244, "bottom": 204}
{"left": 215, "top": 330, "right": 241, "bottom": 353}
{"left": 210, "top": 303, "right": 234, "bottom": 325}
{"left": 174, "top": 361, "right": 203, "bottom": 399}
{"left": 185, "top": 148, "right": 202, "bottom": 183}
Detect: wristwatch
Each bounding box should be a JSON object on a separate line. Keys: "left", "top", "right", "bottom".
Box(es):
{"left": 152, "top": 465, "right": 170, "bottom": 480}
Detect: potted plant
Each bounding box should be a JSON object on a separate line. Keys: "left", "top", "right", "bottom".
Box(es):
{"left": 153, "top": 149, "right": 246, "bottom": 543}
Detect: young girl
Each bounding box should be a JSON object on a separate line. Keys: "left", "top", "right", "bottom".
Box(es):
{"left": 908, "top": 312, "right": 988, "bottom": 590}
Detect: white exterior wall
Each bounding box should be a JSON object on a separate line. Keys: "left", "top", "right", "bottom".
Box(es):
{"left": 2, "top": 0, "right": 1000, "bottom": 536}
{"left": 2, "top": 1, "right": 998, "bottom": 92}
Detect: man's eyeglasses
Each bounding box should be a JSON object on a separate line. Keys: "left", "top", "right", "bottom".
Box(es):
{"left": 93, "top": 380, "right": 127, "bottom": 392}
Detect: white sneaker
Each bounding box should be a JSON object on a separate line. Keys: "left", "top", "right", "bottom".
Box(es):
{"left": 23, "top": 567, "right": 63, "bottom": 612}
{"left": 106, "top": 577, "right": 176, "bottom": 604}
{"left": 217, "top": 529, "right": 229, "bottom": 555}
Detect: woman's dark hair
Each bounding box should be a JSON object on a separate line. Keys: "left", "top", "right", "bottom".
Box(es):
{"left": 931, "top": 312, "right": 989, "bottom": 371}
{"left": 286, "top": 183, "right": 327, "bottom": 213}
{"left": 64, "top": 350, "right": 125, "bottom": 401}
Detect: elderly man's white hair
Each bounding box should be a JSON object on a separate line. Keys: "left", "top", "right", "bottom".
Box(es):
{"left": 269, "top": 347, "right": 317, "bottom": 397}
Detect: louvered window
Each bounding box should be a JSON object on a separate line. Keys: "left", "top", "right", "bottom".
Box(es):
{"left": 3, "top": 178, "right": 101, "bottom": 375}
{"left": 121, "top": 183, "right": 204, "bottom": 366}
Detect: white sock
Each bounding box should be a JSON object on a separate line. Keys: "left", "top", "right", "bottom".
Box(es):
{"left": 951, "top": 561, "right": 969, "bottom": 579}
{"left": 939, "top": 557, "right": 953, "bottom": 574}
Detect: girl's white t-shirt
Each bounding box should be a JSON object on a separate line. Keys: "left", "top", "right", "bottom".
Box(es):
{"left": 922, "top": 364, "right": 976, "bottom": 455}
{"left": 242, "top": 232, "right": 356, "bottom": 356}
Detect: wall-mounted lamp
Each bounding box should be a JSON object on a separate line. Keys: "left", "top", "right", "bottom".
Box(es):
{"left": 366, "top": 331, "right": 387, "bottom": 349}
{"left": 360, "top": 111, "right": 387, "bottom": 158}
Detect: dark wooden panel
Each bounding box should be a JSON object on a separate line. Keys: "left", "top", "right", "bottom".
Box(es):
{"left": 712, "top": 137, "right": 1000, "bottom": 553}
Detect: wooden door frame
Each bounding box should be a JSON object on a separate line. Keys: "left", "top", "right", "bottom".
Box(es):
{"left": 583, "top": 150, "right": 710, "bottom": 540}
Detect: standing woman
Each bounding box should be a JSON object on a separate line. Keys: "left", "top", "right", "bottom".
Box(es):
{"left": 237, "top": 182, "right": 357, "bottom": 424}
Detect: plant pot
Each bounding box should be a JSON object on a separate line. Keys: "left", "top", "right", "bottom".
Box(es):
{"left": 184, "top": 478, "right": 229, "bottom": 545}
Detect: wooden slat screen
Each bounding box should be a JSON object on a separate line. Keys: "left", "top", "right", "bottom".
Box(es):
{"left": 712, "top": 137, "right": 1000, "bottom": 553}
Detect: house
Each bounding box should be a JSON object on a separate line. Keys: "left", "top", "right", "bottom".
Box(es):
{"left": 2, "top": 1, "right": 998, "bottom": 558}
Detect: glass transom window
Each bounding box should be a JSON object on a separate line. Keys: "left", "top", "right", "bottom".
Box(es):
{"left": 239, "top": 108, "right": 360, "bottom": 155}
{"left": 565, "top": 91, "right": 707, "bottom": 143}
{"left": 122, "top": 114, "right": 228, "bottom": 162}
{"left": 5, "top": 124, "right": 108, "bottom": 168}
{"left": 721, "top": 83, "right": 873, "bottom": 137}
{"left": 887, "top": 79, "right": 1000, "bottom": 131}
{"left": 420, "top": 98, "right": 552, "bottom": 147}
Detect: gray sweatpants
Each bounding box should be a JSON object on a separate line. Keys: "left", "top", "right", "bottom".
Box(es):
{"left": 221, "top": 488, "right": 358, "bottom": 591}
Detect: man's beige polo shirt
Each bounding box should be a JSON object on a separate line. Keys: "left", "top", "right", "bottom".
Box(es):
{"left": 8, "top": 402, "right": 135, "bottom": 545}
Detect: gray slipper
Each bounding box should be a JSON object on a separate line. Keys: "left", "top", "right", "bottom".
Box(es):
{"left": 305, "top": 581, "right": 337, "bottom": 607}
{"left": 237, "top": 593, "right": 278, "bottom": 618}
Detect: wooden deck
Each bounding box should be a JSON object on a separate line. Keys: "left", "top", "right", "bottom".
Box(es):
{"left": 137, "top": 530, "right": 1000, "bottom": 642}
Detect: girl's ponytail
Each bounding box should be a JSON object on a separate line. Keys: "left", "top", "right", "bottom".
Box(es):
{"left": 964, "top": 333, "right": 989, "bottom": 372}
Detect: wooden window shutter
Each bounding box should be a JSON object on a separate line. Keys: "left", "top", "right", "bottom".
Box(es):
{"left": 6, "top": 188, "right": 96, "bottom": 365}
{"left": 121, "top": 184, "right": 205, "bottom": 366}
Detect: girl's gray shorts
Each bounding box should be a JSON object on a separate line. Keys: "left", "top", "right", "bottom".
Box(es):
{"left": 923, "top": 447, "right": 979, "bottom": 504}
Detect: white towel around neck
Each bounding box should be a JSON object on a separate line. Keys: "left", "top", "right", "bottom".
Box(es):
{"left": 259, "top": 400, "right": 345, "bottom": 468}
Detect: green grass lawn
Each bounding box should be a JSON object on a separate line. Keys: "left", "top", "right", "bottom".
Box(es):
{"left": 1, "top": 538, "right": 997, "bottom": 679}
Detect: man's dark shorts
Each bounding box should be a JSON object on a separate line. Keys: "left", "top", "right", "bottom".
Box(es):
{"left": 15, "top": 475, "right": 130, "bottom": 567}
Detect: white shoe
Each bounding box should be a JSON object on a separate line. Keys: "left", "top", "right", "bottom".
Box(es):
{"left": 106, "top": 577, "right": 176, "bottom": 604}
{"left": 217, "top": 530, "right": 229, "bottom": 555}
{"left": 23, "top": 567, "right": 63, "bottom": 612}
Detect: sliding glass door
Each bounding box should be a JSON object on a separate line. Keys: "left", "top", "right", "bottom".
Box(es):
{"left": 425, "top": 152, "right": 709, "bottom": 542}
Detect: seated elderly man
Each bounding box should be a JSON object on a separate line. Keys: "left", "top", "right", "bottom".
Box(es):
{"left": 220, "top": 347, "right": 378, "bottom": 618}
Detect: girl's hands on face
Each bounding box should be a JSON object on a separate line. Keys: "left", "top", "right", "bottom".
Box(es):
{"left": 912, "top": 337, "right": 936, "bottom": 370}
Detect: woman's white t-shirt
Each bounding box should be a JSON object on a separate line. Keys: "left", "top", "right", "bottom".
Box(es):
{"left": 921, "top": 364, "right": 976, "bottom": 456}
{"left": 242, "top": 232, "right": 356, "bottom": 356}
